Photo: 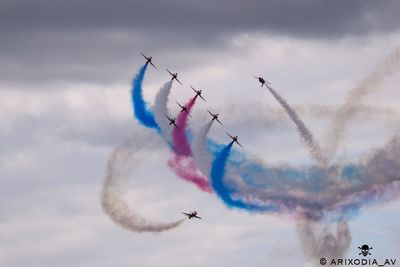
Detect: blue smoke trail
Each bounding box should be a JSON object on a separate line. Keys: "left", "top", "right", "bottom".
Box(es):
{"left": 210, "top": 141, "right": 277, "bottom": 212}
{"left": 131, "top": 63, "right": 159, "bottom": 130}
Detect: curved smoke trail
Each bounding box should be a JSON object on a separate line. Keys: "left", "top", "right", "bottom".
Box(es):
{"left": 153, "top": 80, "right": 174, "bottom": 143}
{"left": 168, "top": 95, "right": 212, "bottom": 192}
{"left": 101, "top": 140, "right": 184, "bottom": 233}
{"left": 325, "top": 47, "right": 400, "bottom": 161}
{"left": 131, "top": 63, "right": 159, "bottom": 130}
{"left": 266, "top": 85, "right": 327, "bottom": 166}
{"left": 210, "top": 142, "right": 276, "bottom": 211}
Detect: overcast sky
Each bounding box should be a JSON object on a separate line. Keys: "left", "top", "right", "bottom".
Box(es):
{"left": 1, "top": 1, "right": 400, "bottom": 267}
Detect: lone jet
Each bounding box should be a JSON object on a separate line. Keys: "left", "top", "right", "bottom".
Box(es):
{"left": 164, "top": 113, "right": 178, "bottom": 127}
{"left": 190, "top": 86, "right": 206, "bottom": 102}
{"left": 207, "top": 110, "right": 223, "bottom": 125}
{"left": 227, "top": 132, "right": 243, "bottom": 148}
{"left": 182, "top": 211, "right": 201, "bottom": 219}
{"left": 176, "top": 101, "right": 191, "bottom": 117}
{"left": 254, "top": 76, "right": 271, "bottom": 87}
{"left": 166, "top": 69, "right": 182, "bottom": 85}
{"left": 140, "top": 52, "right": 157, "bottom": 69}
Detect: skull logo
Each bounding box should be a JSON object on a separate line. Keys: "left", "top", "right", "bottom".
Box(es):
{"left": 358, "top": 244, "right": 373, "bottom": 257}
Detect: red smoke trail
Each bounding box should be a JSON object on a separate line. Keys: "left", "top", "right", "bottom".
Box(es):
{"left": 168, "top": 155, "right": 212, "bottom": 192}
{"left": 172, "top": 96, "right": 197, "bottom": 156}
{"left": 168, "top": 95, "right": 212, "bottom": 193}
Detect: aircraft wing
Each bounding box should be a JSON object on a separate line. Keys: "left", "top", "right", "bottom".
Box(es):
{"left": 140, "top": 52, "right": 147, "bottom": 59}
{"left": 216, "top": 118, "right": 223, "bottom": 125}
{"left": 190, "top": 86, "right": 197, "bottom": 93}
{"left": 149, "top": 61, "right": 157, "bottom": 70}
{"left": 199, "top": 94, "right": 206, "bottom": 102}
{"left": 164, "top": 113, "right": 172, "bottom": 121}
{"left": 182, "top": 212, "right": 191, "bottom": 217}
{"left": 226, "top": 132, "right": 234, "bottom": 139}
{"left": 207, "top": 110, "right": 213, "bottom": 116}
{"left": 194, "top": 215, "right": 202, "bottom": 219}
{"left": 236, "top": 140, "right": 243, "bottom": 148}
{"left": 166, "top": 69, "right": 173, "bottom": 76}
{"left": 175, "top": 78, "right": 183, "bottom": 85}
{"left": 185, "top": 110, "right": 192, "bottom": 117}
{"left": 176, "top": 102, "right": 184, "bottom": 109}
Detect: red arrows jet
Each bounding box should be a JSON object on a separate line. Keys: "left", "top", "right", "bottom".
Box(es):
{"left": 176, "top": 101, "right": 192, "bottom": 117}
{"left": 254, "top": 76, "right": 271, "bottom": 87}
{"left": 227, "top": 132, "right": 243, "bottom": 148}
{"left": 182, "top": 211, "right": 202, "bottom": 219}
{"left": 140, "top": 52, "right": 157, "bottom": 69}
{"left": 190, "top": 86, "right": 206, "bottom": 102}
{"left": 166, "top": 69, "right": 183, "bottom": 85}
{"left": 207, "top": 110, "right": 223, "bottom": 125}
{"left": 164, "top": 113, "right": 178, "bottom": 128}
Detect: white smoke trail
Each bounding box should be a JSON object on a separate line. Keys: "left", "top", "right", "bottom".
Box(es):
{"left": 266, "top": 85, "right": 327, "bottom": 166}
{"left": 325, "top": 47, "right": 400, "bottom": 161}
{"left": 101, "top": 139, "right": 184, "bottom": 233}
{"left": 153, "top": 80, "right": 174, "bottom": 144}
{"left": 297, "top": 220, "right": 351, "bottom": 265}
{"left": 192, "top": 120, "right": 214, "bottom": 177}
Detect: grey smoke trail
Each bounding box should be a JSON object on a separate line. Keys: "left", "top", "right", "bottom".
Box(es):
{"left": 101, "top": 139, "right": 184, "bottom": 233}
{"left": 192, "top": 120, "right": 214, "bottom": 177}
{"left": 153, "top": 80, "right": 174, "bottom": 144}
{"left": 325, "top": 47, "right": 400, "bottom": 161}
{"left": 297, "top": 220, "right": 351, "bottom": 265}
{"left": 266, "top": 85, "right": 327, "bottom": 166}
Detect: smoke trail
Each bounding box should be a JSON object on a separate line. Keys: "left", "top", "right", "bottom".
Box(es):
{"left": 229, "top": 135, "right": 400, "bottom": 220}
{"left": 210, "top": 142, "right": 275, "bottom": 211}
{"left": 266, "top": 85, "right": 327, "bottom": 166}
{"left": 131, "top": 63, "right": 159, "bottom": 130}
{"left": 297, "top": 220, "right": 351, "bottom": 265}
{"left": 192, "top": 120, "right": 214, "bottom": 176}
{"left": 325, "top": 47, "right": 400, "bottom": 161}
{"left": 101, "top": 141, "right": 184, "bottom": 233}
{"left": 168, "top": 95, "right": 212, "bottom": 192}
{"left": 172, "top": 96, "right": 197, "bottom": 155}
{"left": 168, "top": 155, "right": 212, "bottom": 192}
{"left": 153, "top": 80, "right": 174, "bottom": 143}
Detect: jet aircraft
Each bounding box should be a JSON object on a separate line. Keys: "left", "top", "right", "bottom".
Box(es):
{"left": 227, "top": 132, "right": 243, "bottom": 148}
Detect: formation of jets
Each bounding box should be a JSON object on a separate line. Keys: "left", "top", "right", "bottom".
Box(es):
{"left": 140, "top": 53, "right": 274, "bottom": 221}
{"left": 182, "top": 211, "right": 202, "bottom": 219}
{"left": 140, "top": 53, "right": 274, "bottom": 150}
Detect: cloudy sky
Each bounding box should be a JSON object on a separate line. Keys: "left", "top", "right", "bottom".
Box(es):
{"left": 1, "top": 1, "right": 400, "bottom": 266}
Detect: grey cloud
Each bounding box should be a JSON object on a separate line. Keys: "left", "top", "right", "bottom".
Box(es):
{"left": 1, "top": 1, "right": 400, "bottom": 85}
{"left": 1, "top": 0, "right": 400, "bottom": 37}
